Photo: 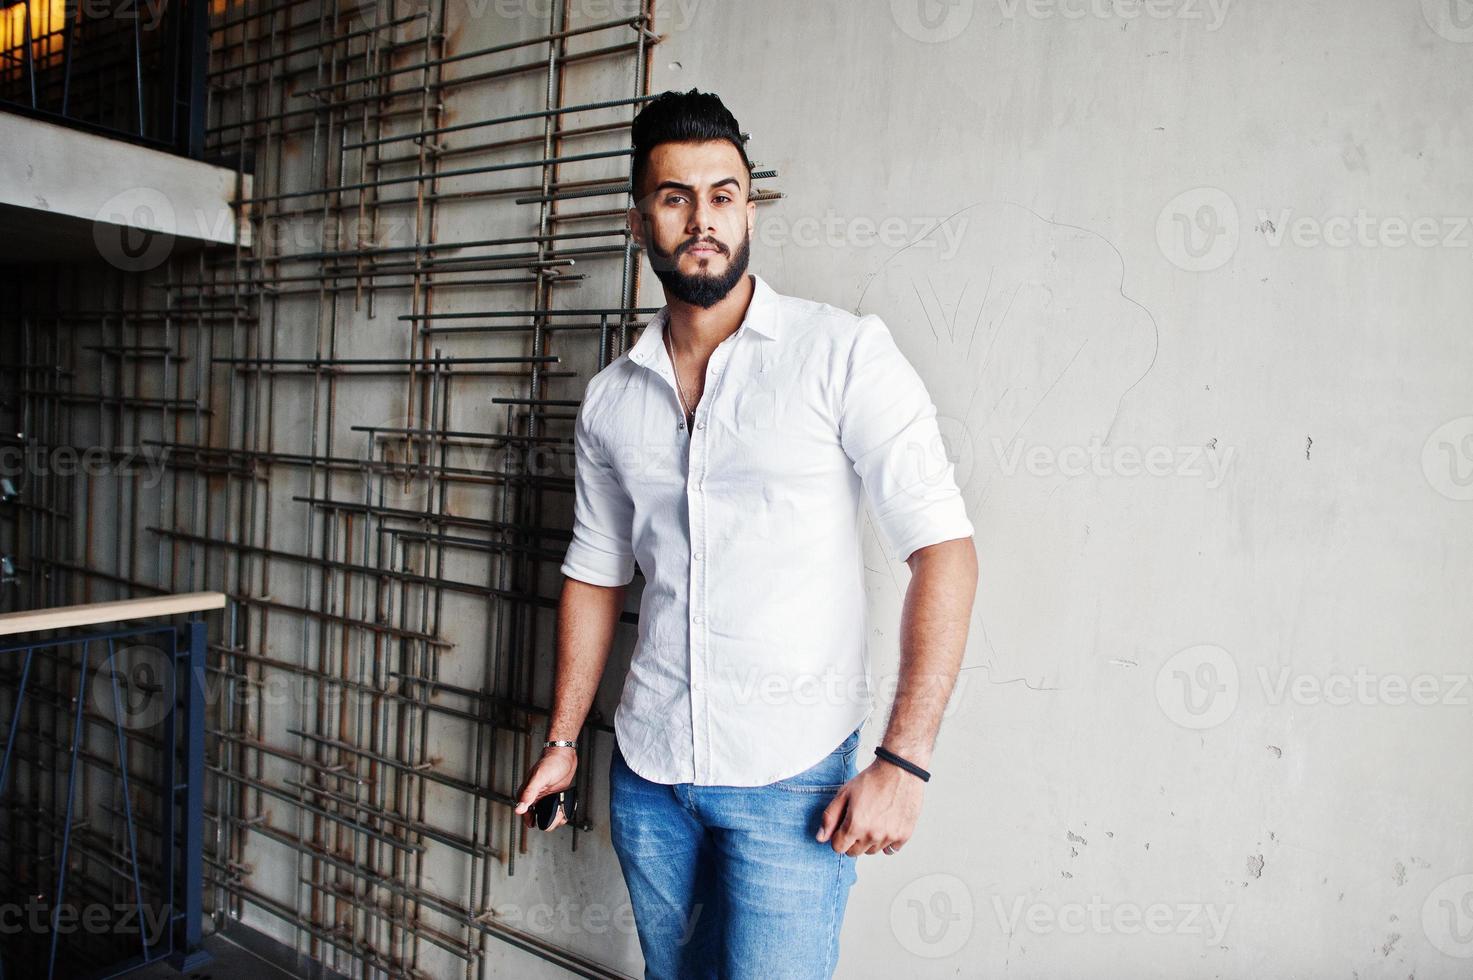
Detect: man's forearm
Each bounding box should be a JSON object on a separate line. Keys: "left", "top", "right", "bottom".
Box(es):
{"left": 879, "top": 536, "right": 978, "bottom": 769}
{"left": 546, "top": 578, "right": 626, "bottom": 743}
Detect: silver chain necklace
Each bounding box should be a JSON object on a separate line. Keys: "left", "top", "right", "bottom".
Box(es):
{"left": 663, "top": 326, "right": 696, "bottom": 429}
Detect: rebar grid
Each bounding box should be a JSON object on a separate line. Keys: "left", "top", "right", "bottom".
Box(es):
{"left": 0, "top": 0, "right": 706, "bottom": 975}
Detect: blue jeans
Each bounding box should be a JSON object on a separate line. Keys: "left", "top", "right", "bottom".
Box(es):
{"left": 608, "top": 727, "right": 863, "bottom": 979}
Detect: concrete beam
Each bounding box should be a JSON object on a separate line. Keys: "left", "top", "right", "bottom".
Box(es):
{"left": 0, "top": 111, "right": 252, "bottom": 267}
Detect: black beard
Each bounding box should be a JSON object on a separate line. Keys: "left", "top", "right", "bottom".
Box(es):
{"left": 647, "top": 232, "right": 751, "bottom": 309}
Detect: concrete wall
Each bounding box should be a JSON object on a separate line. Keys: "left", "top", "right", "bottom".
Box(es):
{"left": 632, "top": 0, "right": 1472, "bottom": 977}
{"left": 11, "top": 0, "right": 1470, "bottom": 977}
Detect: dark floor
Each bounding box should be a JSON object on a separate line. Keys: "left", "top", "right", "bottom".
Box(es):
{"left": 128, "top": 933, "right": 305, "bottom": 980}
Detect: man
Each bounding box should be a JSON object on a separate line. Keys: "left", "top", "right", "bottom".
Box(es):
{"left": 514, "top": 89, "right": 978, "bottom": 979}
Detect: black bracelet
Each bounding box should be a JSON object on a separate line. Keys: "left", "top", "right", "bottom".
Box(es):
{"left": 874, "top": 745, "right": 931, "bottom": 782}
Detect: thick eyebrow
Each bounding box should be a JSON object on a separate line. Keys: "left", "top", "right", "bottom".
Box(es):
{"left": 653, "top": 177, "right": 743, "bottom": 195}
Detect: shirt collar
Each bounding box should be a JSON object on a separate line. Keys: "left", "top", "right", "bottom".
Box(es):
{"left": 627, "top": 273, "right": 780, "bottom": 370}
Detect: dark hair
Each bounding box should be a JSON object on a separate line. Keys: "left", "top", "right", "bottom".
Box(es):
{"left": 630, "top": 88, "right": 752, "bottom": 203}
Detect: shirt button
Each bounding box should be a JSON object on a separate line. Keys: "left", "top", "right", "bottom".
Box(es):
{"left": 693, "top": 551, "right": 704, "bottom": 561}
{"left": 693, "top": 614, "right": 704, "bottom": 624}
{"left": 696, "top": 421, "right": 706, "bottom": 429}
{"left": 692, "top": 681, "right": 704, "bottom": 693}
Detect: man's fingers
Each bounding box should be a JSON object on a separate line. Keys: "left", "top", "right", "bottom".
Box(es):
{"left": 516, "top": 773, "right": 550, "bottom": 814}
{"left": 815, "top": 790, "right": 847, "bottom": 843}
{"left": 828, "top": 809, "right": 858, "bottom": 853}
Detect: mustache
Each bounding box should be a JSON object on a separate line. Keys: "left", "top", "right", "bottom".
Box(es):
{"left": 681, "top": 238, "right": 725, "bottom": 254}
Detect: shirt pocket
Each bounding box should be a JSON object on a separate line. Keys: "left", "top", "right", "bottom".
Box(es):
{"left": 732, "top": 382, "right": 778, "bottom": 431}
{"left": 756, "top": 481, "right": 799, "bottom": 540}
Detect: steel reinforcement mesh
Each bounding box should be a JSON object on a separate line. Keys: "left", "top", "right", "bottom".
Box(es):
{"left": 0, "top": 1, "right": 777, "bottom": 975}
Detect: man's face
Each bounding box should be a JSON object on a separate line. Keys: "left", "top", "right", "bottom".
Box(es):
{"left": 629, "top": 139, "right": 757, "bottom": 309}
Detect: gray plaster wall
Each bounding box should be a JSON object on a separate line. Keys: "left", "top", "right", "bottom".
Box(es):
{"left": 601, "top": 1, "right": 1471, "bottom": 977}
{"left": 18, "top": 0, "right": 1467, "bottom": 977}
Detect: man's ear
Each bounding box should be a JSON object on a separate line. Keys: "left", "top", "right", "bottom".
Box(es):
{"left": 626, "top": 205, "right": 644, "bottom": 248}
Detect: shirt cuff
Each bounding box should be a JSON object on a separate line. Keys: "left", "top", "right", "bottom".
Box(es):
{"left": 560, "top": 540, "right": 636, "bottom": 587}
{"left": 874, "top": 492, "right": 976, "bottom": 563}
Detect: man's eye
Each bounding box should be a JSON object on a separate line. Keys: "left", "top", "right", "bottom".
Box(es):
{"left": 714, "top": 195, "right": 731, "bottom": 204}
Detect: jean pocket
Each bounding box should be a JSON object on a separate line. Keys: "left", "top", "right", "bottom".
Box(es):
{"left": 775, "top": 730, "right": 860, "bottom": 794}
{"left": 775, "top": 775, "right": 847, "bottom": 794}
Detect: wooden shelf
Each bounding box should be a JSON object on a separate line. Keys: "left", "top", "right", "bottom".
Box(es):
{"left": 0, "top": 591, "right": 225, "bottom": 637}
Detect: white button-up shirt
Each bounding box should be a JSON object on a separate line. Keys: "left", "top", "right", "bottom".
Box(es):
{"left": 559, "top": 273, "right": 974, "bottom": 786}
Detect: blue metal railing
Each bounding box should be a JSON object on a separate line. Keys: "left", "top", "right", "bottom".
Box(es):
{"left": 0, "top": 594, "right": 217, "bottom": 979}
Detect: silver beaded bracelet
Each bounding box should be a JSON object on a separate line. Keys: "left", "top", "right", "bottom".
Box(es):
{"left": 544, "top": 739, "right": 577, "bottom": 750}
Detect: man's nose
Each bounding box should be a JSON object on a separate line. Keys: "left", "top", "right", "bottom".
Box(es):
{"left": 688, "top": 200, "right": 716, "bottom": 234}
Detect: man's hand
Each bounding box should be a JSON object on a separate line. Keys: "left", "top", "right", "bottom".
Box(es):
{"left": 816, "top": 759, "right": 925, "bottom": 856}
{"left": 514, "top": 748, "right": 577, "bottom": 831}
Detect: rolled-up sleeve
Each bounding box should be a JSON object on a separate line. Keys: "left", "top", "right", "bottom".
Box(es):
{"left": 839, "top": 314, "right": 975, "bottom": 563}
{"left": 559, "top": 394, "right": 637, "bottom": 586}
